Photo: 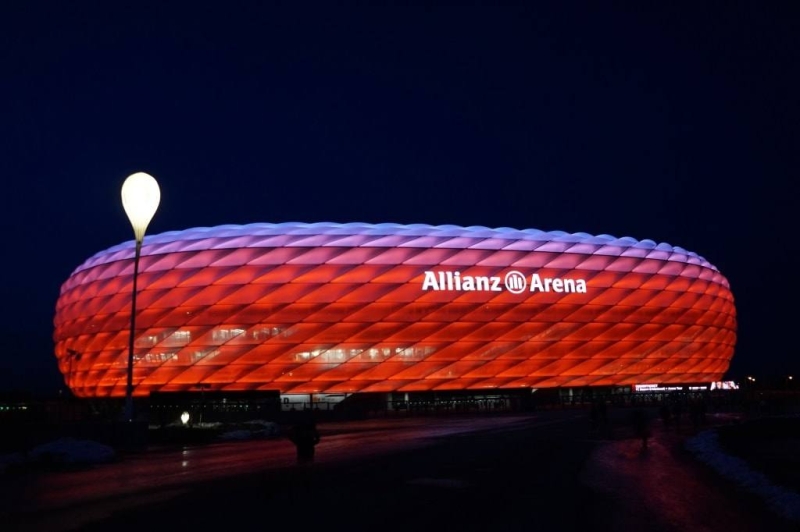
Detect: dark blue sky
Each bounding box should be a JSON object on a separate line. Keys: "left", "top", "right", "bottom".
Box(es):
{"left": 1, "top": 2, "right": 797, "bottom": 393}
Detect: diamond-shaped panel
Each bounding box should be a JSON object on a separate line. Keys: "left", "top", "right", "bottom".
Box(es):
{"left": 53, "top": 222, "right": 736, "bottom": 397}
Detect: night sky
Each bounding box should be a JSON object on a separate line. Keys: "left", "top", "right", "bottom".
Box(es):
{"left": 1, "top": 3, "right": 797, "bottom": 394}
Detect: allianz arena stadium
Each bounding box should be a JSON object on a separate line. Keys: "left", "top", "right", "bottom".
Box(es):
{"left": 53, "top": 222, "right": 736, "bottom": 400}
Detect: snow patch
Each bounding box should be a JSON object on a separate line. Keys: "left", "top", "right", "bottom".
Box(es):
{"left": 28, "top": 437, "right": 116, "bottom": 466}
{"left": 686, "top": 429, "right": 800, "bottom": 523}
{"left": 0, "top": 452, "right": 26, "bottom": 474}
{"left": 218, "top": 420, "right": 280, "bottom": 441}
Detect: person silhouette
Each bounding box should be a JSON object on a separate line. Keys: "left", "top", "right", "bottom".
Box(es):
{"left": 289, "top": 417, "right": 321, "bottom": 465}
{"left": 631, "top": 408, "right": 650, "bottom": 451}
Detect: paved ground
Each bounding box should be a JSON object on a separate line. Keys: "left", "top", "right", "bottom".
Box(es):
{"left": 584, "top": 415, "right": 797, "bottom": 532}
{"left": 3, "top": 408, "right": 798, "bottom": 532}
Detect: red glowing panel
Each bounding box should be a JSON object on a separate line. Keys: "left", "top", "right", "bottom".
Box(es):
{"left": 54, "top": 222, "right": 736, "bottom": 397}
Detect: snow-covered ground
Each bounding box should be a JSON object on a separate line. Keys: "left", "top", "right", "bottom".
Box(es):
{"left": 686, "top": 428, "right": 800, "bottom": 523}
{"left": 0, "top": 437, "right": 116, "bottom": 474}
{"left": 0, "top": 420, "right": 281, "bottom": 474}
{"left": 0, "top": 451, "right": 26, "bottom": 474}
{"left": 218, "top": 420, "right": 280, "bottom": 441}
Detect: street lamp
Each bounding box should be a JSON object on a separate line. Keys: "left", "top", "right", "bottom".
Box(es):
{"left": 121, "top": 172, "right": 160, "bottom": 422}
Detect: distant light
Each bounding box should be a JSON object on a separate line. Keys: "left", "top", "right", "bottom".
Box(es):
{"left": 121, "top": 172, "right": 161, "bottom": 242}
{"left": 180, "top": 411, "right": 190, "bottom": 425}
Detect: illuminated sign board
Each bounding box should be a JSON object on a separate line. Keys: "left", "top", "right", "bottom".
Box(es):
{"left": 633, "top": 383, "right": 710, "bottom": 393}
{"left": 422, "top": 270, "right": 588, "bottom": 294}
{"left": 710, "top": 381, "right": 739, "bottom": 390}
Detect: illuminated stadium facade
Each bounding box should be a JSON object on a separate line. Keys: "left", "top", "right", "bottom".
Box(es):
{"left": 53, "top": 222, "right": 736, "bottom": 401}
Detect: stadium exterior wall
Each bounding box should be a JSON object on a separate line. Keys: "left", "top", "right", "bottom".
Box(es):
{"left": 53, "top": 222, "right": 737, "bottom": 398}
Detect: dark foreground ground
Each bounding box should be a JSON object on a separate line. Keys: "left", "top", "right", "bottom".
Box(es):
{"left": 3, "top": 408, "right": 798, "bottom": 532}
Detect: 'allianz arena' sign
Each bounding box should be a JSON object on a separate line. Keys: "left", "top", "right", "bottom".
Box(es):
{"left": 422, "top": 270, "right": 588, "bottom": 294}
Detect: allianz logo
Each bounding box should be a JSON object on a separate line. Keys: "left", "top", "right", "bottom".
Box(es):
{"left": 421, "top": 270, "right": 588, "bottom": 294}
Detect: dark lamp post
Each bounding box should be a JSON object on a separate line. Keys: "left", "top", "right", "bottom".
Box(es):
{"left": 121, "top": 172, "right": 160, "bottom": 423}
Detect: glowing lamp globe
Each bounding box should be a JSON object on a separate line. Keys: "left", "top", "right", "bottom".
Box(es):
{"left": 121, "top": 172, "right": 161, "bottom": 242}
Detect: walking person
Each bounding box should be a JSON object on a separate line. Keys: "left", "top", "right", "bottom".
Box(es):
{"left": 631, "top": 408, "right": 650, "bottom": 451}
{"left": 289, "top": 416, "right": 321, "bottom": 466}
